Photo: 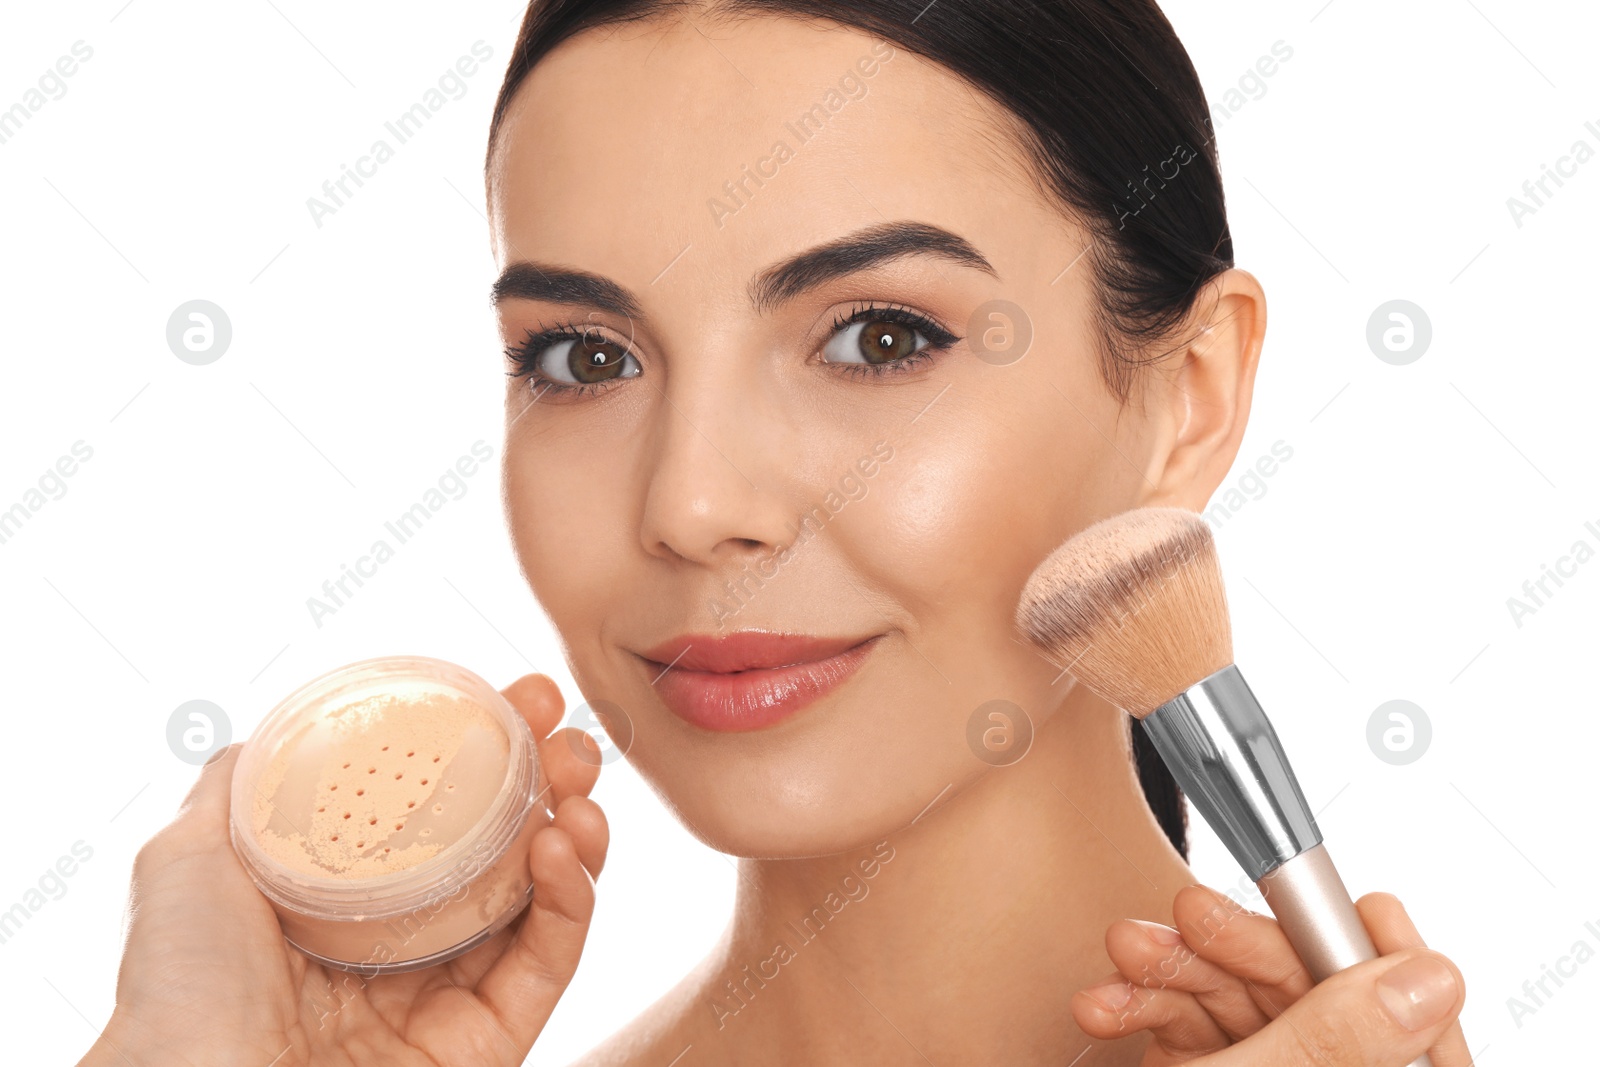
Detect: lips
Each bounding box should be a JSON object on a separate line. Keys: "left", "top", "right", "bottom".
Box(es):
{"left": 636, "top": 631, "right": 881, "bottom": 732}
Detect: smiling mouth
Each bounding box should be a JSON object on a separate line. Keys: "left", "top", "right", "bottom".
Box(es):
{"left": 636, "top": 631, "right": 883, "bottom": 732}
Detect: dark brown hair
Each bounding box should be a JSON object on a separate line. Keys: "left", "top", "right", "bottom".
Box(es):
{"left": 490, "top": 0, "right": 1236, "bottom": 858}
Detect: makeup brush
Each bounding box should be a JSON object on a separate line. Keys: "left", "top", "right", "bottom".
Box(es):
{"left": 1016, "top": 507, "right": 1432, "bottom": 1067}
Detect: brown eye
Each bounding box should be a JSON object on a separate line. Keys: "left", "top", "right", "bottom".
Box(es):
{"left": 821, "top": 308, "right": 948, "bottom": 369}
{"left": 519, "top": 328, "right": 643, "bottom": 388}
{"left": 568, "top": 334, "right": 633, "bottom": 383}
{"left": 855, "top": 319, "right": 917, "bottom": 364}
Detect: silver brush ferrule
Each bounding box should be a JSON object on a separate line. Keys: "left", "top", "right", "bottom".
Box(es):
{"left": 1141, "top": 663, "right": 1320, "bottom": 880}
{"left": 1142, "top": 665, "right": 1434, "bottom": 1065}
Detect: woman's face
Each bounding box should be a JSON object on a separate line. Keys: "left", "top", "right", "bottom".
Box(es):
{"left": 491, "top": 14, "right": 1166, "bottom": 857}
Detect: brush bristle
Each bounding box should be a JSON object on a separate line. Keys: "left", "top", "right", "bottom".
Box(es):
{"left": 1015, "top": 507, "right": 1233, "bottom": 717}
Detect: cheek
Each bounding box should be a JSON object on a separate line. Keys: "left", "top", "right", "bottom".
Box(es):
{"left": 836, "top": 398, "right": 1122, "bottom": 628}
{"left": 502, "top": 443, "right": 633, "bottom": 643}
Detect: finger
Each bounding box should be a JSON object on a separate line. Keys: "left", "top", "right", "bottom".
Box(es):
{"left": 473, "top": 824, "right": 597, "bottom": 1053}
{"left": 1073, "top": 970, "right": 1230, "bottom": 1063}
{"left": 437, "top": 796, "right": 610, "bottom": 992}
{"left": 552, "top": 794, "right": 609, "bottom": 880}
{"left": 501, "top": 673, "right": 567, "bottom": 739}
{"left": 537, "top": 727, "right": 602, "bottom": 808}
{"left": 1192, "top": 946, "right": 1466, "bottom": 1067}
{"left": 502, "top": 673, "right": 601, "bottom": 808}
{"left": 1105, "top": 917, "right": 1270, "bottom": 1043}
{"left": 1174, "top": 885, "right": 1315, "bottom": 1018}
{"left": 157, "top": 742, "right": 246, "bottom": 855}
{"left": 1356, "top": 894, "right": 1474, "bottom": 1067}
{"left": 1358, "top": 892, "right": 1426, "bottom": 955}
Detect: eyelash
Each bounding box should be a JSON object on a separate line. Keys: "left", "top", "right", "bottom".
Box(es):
{"left": 824, "top": 302, "right": 962, "bottom": 380}
{"left": 504, "top": 302, "right": 962, "bottom": 398}
{"left": 504, "top": 320, "right": 637, "bottom": 401}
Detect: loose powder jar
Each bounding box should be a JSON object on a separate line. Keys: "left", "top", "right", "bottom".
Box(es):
{"left": 229, "top": 655, "right": 548, "bottom": 975}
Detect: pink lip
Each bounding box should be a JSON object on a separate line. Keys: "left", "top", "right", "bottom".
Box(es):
{"left": 636, "top": 631, "right": 881, "bottom": 732}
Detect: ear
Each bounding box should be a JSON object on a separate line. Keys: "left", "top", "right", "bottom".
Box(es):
{"left": 1137, "top": 268, "right": 1267, "bottom": 510}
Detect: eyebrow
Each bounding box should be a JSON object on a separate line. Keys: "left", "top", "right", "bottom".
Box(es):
{"left": 489, "top": 220, "right": 997, "bottom": 317}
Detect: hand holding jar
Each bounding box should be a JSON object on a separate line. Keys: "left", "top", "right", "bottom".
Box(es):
{"left": 77, "top": 665, "right": 608, "bottom": 1067}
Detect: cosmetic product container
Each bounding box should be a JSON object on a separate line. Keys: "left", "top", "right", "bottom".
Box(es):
{"left": 229, "top": 655, "right": 546, "bottom": 975}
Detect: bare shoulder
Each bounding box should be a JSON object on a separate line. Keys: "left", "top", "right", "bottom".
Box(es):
{"left": 561, "top": 954, "right": 725, "bottom": 1067}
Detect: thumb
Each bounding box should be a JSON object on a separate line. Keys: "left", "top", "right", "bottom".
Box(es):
{"left": 151, "top": 741, "right": 245, "bottom": 855}
{"left": 470, "top": 815, "right": 597, "bottom": 1054}
{"left": 1200, "top": 947, "right": 1465, "bottom": 1066}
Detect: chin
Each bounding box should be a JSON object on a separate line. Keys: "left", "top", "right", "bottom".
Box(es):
{"left": 592, "top": 660, "right": 998, "bottom": 860}
{"left": 640, "top": 754, "right": 963, "bottom": 860}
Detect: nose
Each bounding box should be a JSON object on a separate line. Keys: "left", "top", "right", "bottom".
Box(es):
{"left": 637, "top": 365, "right": 798, "bottom": 567}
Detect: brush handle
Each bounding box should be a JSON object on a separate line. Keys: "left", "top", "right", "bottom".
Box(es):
{"left": 1258, "top": 846, "right": 1434, "bottom": 1067}
{"left": 1142, "top": 667, "right": 1434, "bottom": 1067}
{"left": 1257, "top": 843, "right": 1376, "bottom": 980}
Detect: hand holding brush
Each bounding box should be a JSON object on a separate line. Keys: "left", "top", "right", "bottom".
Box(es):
{"left": 1018, "top": 507, "right": 1467, "bottom": 1066}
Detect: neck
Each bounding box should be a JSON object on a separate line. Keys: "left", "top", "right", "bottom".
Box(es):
{"left": 688, "top": 691, "right": 1196, "bottom": 1065}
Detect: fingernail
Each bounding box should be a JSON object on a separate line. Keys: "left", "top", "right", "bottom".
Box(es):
{"left": 1190, "top": 883, "right": 1238, "bottom": 910}
{"left": 204, "top": 744, "right": 234, "bottom": 767}
{"left": 1130, "top": 919, "right": 1184, "bottom": 946}
{"left": 1377, "top": 956, "right": 1458, "bottom": 1030}
{"left": 1082, "top": 981, "right": 1133, "bottom": 1011}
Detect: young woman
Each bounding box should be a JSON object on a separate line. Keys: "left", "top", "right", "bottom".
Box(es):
{"left": 80, "top": 2, "right": 1470, "bottom": 1064}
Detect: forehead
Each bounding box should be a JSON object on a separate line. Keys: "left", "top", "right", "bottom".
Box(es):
{"left": 488, "top": 13, "right": 1071, "bottom": 291}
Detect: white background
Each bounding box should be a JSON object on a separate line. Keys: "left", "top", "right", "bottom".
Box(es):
{"left": 2, "top": 0, "right": 1596, "bottom": 1063}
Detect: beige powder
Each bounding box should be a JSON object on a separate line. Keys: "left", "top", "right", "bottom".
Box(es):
{"left": 250, "top": 690, "right": 510, "bottom": 879}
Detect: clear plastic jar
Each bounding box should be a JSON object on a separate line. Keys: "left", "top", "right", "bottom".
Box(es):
{"left": 229, "top": 655, "right": 547, "bottom": 975}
